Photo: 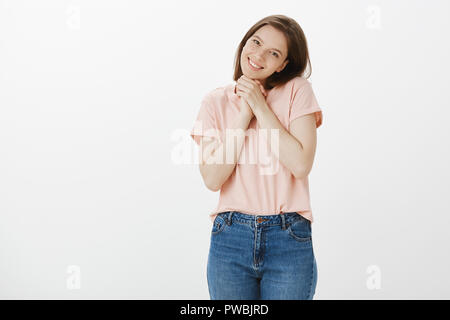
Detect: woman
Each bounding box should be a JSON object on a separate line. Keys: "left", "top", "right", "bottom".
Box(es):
{"left": 190, "top": 14, "right": 323, "bottom": 300}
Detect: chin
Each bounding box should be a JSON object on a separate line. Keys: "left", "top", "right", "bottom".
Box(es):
{"left": 243, "top": 70, "right": 263, "bottom": 79}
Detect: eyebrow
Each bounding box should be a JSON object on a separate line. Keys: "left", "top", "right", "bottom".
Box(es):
{"left": 252, "top": 35, "right": 284, "bottom": 56}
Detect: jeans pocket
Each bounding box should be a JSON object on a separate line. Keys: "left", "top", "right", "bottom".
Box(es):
{"left": 211, "top": 214, "right": 226, "bottom": 235}
{"left": 287, "top": 216, "right": 312, "bottom": 242}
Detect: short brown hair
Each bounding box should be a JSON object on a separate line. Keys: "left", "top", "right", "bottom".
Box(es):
{"left": 233, "top": 14, "right": 312, "bottom": 90}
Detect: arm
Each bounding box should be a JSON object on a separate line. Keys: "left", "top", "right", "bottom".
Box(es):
{"left": 253, "top": 106, "right": 317, "bottom": 179}
{"left": 199, "top": 111, "right": 253, "bottom": 191}
{"left": 288, "top": 113, "right": 317, "bottom": 178}
{"left": 236, "top": 76, "right": 319, "bottom": 180}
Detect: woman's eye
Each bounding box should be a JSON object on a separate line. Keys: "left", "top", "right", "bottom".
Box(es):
{"left": 251, "top": 39, "right": 278, "bottom": 58}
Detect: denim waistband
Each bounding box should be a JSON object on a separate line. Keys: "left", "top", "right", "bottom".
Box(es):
{"left": 217, "top": 211, "right": 305, "bottom": 229}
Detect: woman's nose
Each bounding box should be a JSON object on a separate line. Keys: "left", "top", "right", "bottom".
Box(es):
{"left": 254, "top": 52, "right": 264, "bottom": 60}
{"left": 253, "top": 55, "right": 264, "bottom": 65}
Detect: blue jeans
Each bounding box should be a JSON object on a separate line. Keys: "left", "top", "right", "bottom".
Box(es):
{"left": 207, "top": 211, "right": 317, "bottom": 300}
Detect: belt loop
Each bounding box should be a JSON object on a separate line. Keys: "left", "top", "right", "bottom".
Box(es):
{"left": 226, "top": 211, "right": 234, "bottom": 225}
{"left": 280, "top": 213, "right": 286, "bottom": 230}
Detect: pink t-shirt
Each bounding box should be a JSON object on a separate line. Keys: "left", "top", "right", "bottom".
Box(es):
{"left": 190, "top": 76, "right": 323, "bottom": 223}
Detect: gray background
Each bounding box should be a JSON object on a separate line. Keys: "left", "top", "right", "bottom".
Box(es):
{"left": 0, "top": 0, "right": 449, "bottom": 299}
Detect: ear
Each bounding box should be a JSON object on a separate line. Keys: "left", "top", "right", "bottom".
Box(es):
{"left": 277, "top": 59, "right": 289, "bottom": 73}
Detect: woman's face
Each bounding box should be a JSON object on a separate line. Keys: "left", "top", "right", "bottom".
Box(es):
{"left": 240, "top": 25, "right": 289, "bottom": 86}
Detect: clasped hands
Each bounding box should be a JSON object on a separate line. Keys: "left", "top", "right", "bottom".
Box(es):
{"left": 234, "top": 75, "right": 268, "bottom": 116}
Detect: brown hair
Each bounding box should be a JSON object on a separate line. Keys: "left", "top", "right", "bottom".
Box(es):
{"left": 233, "top": 14, "right": 312, "bottom": 90}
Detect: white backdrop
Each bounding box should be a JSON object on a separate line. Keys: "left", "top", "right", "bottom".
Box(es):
{"left": 0, "top": 0, "right": 449, "bottom": 299}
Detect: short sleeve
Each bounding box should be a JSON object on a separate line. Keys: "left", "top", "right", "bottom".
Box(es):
{"left": 190, "top": 95, "right": 222, "bottom": 146}
{"left": 289, "top": 80, "right": 323, "bottom": 129}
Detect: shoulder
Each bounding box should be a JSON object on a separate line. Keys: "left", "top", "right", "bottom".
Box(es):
{"left": 202, "top": 83, "right": 235, "bottom": 105}
{"left": 204, "top": 83, "right": 234, "bottom": 100}
{"left": 289, "top": 76, "right": 312, "bottom": 91}
{"left": 272, "top": 76, "right": 311, "bottom": 95}
{"left": 288, "top": 77, "right": 316, "bottom": 102}
{"left": 271, "top": 76, "right": 312, "bottom": 102}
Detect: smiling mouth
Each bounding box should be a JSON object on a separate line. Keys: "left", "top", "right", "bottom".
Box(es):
{"left": 248, "top": 57, "right": 264, "bottom": 70}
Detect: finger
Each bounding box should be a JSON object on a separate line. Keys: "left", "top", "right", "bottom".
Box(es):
{"left": 235, "top": 82, "right": 250, "bottom": 94}
{"left": 239, "top": 76, "right": 254, "bottom": 87}
{"left": 235, "top": 87, "right": 249, "bottom": 99}
{"left": 236, "top": 82, "right": 251, "bottom": 93}
{"left": 235, "top": 87, "right": 248, "bottom": 98}
{"left": 255, "top": 80, "right": 267, "bottom": 97}
{"left": 262, "top": 88, "right": 267, "bottom": 97}
{"left": 241, "top": 76, "right": 264, "bottom": 96}
{"left": 242, "top": 75, "right": 261, "bottom": 90}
